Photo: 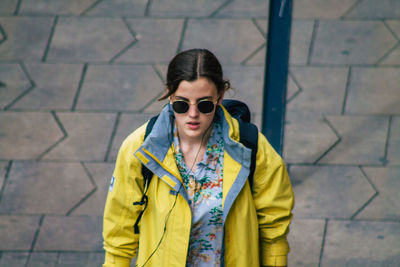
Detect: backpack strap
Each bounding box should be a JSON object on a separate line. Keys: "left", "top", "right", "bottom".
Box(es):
{"left": 133, "top": 115, "right": 158, "bottom": 234}
{"left": 238, "top": 121, "right": 258, "bottom": 190}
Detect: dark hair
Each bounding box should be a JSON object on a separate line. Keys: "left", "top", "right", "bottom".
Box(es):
{"left": 159, "top": 48, "right": 230, "bottom": 100}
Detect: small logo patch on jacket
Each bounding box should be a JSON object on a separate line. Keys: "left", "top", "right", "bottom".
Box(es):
{"left": 109, "top": 176, "right": 115, "bottom": 192}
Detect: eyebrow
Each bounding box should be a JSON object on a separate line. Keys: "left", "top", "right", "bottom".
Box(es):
{"left": 174, "top": 96, "right": 213, "bottom": 102}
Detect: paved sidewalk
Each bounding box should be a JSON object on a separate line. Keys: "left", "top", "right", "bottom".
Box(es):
{"left": 0, "top": 0, "right": 399, "bottom": 266}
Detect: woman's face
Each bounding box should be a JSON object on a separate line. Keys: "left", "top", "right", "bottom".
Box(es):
{"left": 169, "top": 77, "right": 223, "bottom": 142}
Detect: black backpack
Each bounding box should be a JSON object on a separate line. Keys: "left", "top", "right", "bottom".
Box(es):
{"left": 133, "top": 99, "right": 258, "bottom": 234}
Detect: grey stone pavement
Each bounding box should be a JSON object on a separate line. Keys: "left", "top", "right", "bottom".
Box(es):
{"left": 0, "top": 0, "right": 400, "bottom": 266}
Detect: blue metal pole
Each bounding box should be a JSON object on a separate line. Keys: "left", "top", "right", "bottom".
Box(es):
{"left": 262, "top": 0, "right": 293, "bottom": 155}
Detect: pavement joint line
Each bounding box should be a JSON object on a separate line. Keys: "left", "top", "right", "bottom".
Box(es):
{"left": 240, "top": 42, "right": 265, "bottom": 66}
{"left": 318, "top": 218, "right": 329, "bottom": 267}
{"left": 36, "top": 111, "right": 69, "bottom": 161}
{"left": 145, "top": 0, "right": 153, "bottom": 16}
{"left": 122, "top": 17, "right": 138, "bottom": 38}
{"left": 350, "top": 191, "right": 379, "bottom": 220}
{"left": 341, "top": 66, "right": 352, "bottom": 115}
{"left": 13, "top": 0, "right": 23, "bottom": 16}
{"left": 375, "top": 42, "right": 400, "bottom": 66}
{"left": 81, "top": 163, "right": 98, "bottom": 191}
{"left": 339, "top": 0, "right": 366, "bottom": 19}
{"left": 24, "top": 215, "right": 45, "bottom": 267}
{"left": 251, "top": 18, "right": 267, "bottom": 38}
{"left": 382, "top": 20, "right": 400, "bottom": 41}
{"left": 80, "top": 0, "right": 104, "bottom": 16}
{"left": 0, "top": 23, "right": 7, "bottom": 45}
{"left": 71, "top": 64, "right": 88, "bottom": 111}
{"left": 0, "top": 161, "right": 13, "bottom": 204}
{"left": 109, "top": 39, "right": 138, "bottom": 64}
{"left": 104, "top": 112, "right": 121, "bottom": 162}
{"left": 3, "top": 62, "right": 36, "bottom": 110}
{"left": 312, "top": 116, "right": 342, "bottom": 164}
{"left": 285, "top": 71, "right": 303, "bottom": 104}
{"left": 382, "top": 115, "right": 393, "bottom": 166}
{"left": 41, "top": 16, "right": 58, "bottom": 63}
{"left": 65, "top": 163, "right": 98, "bottom": 216}
{"left": 152, "top": 65, "right": 166, "bottom": 83}
{"left": 349, "top": 166, "right": 380, "bottom": 219}
{"left": 176, "top": 18, "right": 188, "bottom": 54}
{"left": 307, "top": 19, "right": 319, "bottom": 66}
{"left": 209, "top": 0, "right": 233, "bottom": 18}
{"left": 65, "top": 187, "right": 98, "bottom": 215}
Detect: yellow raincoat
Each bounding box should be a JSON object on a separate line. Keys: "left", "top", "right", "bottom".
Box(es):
{"left": 103, "top": 104, "right": 294, "bottom": 267}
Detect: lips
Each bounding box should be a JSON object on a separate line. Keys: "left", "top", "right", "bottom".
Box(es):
{"left": 187, "top": 121, "right": 200, "bottom": 130}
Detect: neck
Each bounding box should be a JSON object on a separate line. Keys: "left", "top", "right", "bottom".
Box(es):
{"left": 178, "top": 124, "right": 213, "bottom": 149}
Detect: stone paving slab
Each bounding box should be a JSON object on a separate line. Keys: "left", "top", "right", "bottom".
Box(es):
{"left": 71, "top": 162, "right": 114, "bottom": 216}
{"left": 47, "top": 17, "right": 134, "bottom": 63}
{"left": 0, "top": 16, "right": 53, "bottom": 61}
{"left": 287, "top": 218, "right": 325, "bottom": 266}
{"left": 182, "top": 19, "right": 265, "bottom": 64}
{"left": 345, "top": 0, "right": 400, "bottom": 19}
{"left": 109, "top": 113, "right": 156, "bottom": 162}
{"left": 0, "top": 161, "right": 94, "bottom": 214}
{"left": 10, "top": 63, "right": 83, "bottom": 110}
{"left": 237, "top": 19, "right": 315, "bottom": 66}
{"left": 0, "top": 252, "right": 29, "bottom": 267}
{"left": 291, "top": 165, "right": 376, "bottom": 219}
{"left": 293, "top": 0, "right": 358, "bottom": 19}
{"left": 223, "top": 65, "right": 264, "bottom": 115}
{"left": 311, "top": 21, "right": 397, "bottom": 65}
{"left": 356, "top": 167, "right": 400, "bottom": 220}
{"left": 319, "top": 115, "right": 389, "bottom": 165}
{"left": 388, "top": 116, "right": 400, "bottom": 165}
{"left": 284, "top": 111, "right": 339, "bottom": 164}
{"left": 35, "top": 215, "right": 103, "bottom": 251}
{"left": 322, "top": 220, "right": 400, "bottom": 266}
{"left": 0, "top": 215, "right": 40, "bottom": 250}
{"left": 0, "top": 112, "right": 64, "bottom": 160}
{"left": 0, "top": 252, "right": 106, "bottom": 267}
{"left": 19, "top": 0, "right": 97, "bottom": 15}
{"left": 288, "top": 66, "right": 348, "bottom": 114}
{"left": 0, "top": 0, "right": 18, "bottom": 15}
{"left": 116, "top": 18, "right": 184, "bottom": 63}
{"left": 26, "top": 252, "right": 58, "bottom": 267}
{"left": 85, "top": 0, "right": 148, "bottom": 16}
{"left": 42, "top": 112, "right": 116, "bottom": 161}
{"left": 77, "top": 65, "right": 163, "bottom": 111}
{"left": 289, "top": 20, "right": 314, "bottom": 65}
{"left": 345, "top": 67, "right": 400, "bottom": 115}
{"left": 0, "top": 63, "right": 30, "bottom": 109}
{"left": 144, "top": 98, "right": 168, "bottom": 114}
{"left": 149, "top": 0, "right": 226, "bottom": 17}
{"left": 56, "top": 252, "right": 104, "bottom": 267}
{"left": 214, "top": 0, "right": 269, "bottom": 18}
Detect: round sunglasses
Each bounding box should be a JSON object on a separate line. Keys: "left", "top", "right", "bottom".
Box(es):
{"left": 171, "top": 99, "right": 218, "bottom": 114}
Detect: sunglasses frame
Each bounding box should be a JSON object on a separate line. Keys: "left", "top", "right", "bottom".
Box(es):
{"left": 171, "top": 98, "right": 219, "bottom": 114}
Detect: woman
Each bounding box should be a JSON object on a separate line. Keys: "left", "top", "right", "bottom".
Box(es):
{"left": 103, "top": 49, "right": 294, "bottom": 267}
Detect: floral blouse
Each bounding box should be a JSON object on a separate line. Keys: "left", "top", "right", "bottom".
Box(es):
{"left": 173, "top": 121, "right": 224, "bottom": 267}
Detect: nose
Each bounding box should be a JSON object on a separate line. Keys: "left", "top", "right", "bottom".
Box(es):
{"left": 187, "top": 103, "right": 199, "bottom": 117}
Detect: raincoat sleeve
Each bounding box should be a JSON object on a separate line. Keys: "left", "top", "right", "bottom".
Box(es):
{"left": 102, "top": 124, "right": 147, "bottom": 267}
{"left": 252, "top": 133, "right": 294, "bottom": 267}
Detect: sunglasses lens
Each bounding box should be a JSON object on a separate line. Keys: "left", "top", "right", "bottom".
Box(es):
{"left": 172, "top": 101, "right": 189, "bottom": 113}
{"left": 197, "top": 101, "right": 215, "bottom": 114}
